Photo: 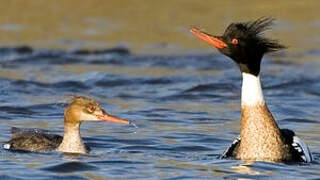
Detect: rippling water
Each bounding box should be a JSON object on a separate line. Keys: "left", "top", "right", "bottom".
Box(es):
{"left": 0, "top": 46, "right": 320, "bottom": 179}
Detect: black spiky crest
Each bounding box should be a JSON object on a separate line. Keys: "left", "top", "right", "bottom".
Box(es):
{"left": 218, "top": 18, "right": 285, "bottom": 76}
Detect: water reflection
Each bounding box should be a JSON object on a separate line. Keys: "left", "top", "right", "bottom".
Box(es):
{"left": 231, "top": 162, "right": 263, "bottom": 176}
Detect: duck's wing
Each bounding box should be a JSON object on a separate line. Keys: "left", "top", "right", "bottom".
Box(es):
{"left": 4, "top": 127, "right": 63, "bottom": 152}
{"left": 220, "top": 135, "right": 241, "bottom": 159}
{"left": 281, "top": 129, "right": 313, "bottom": 163}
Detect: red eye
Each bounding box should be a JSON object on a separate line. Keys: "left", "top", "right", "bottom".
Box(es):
{"left": 231, "top": 39, "right": 238, "bottom": 45}
{"left": 88, "top": 105, "right": 95, "bottom": 112}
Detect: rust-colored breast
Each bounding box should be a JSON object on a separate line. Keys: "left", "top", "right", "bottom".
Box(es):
{"left": 236, "top": 104, "right": 291, "bottom": 162}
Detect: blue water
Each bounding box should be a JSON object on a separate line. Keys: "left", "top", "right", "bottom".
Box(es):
{"left": 0, "top": 46, "right": 320, "bottom": 179}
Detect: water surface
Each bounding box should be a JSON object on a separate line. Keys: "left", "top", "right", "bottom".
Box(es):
{"left": 0, "top": 46, "right": 320, "bottom": 179}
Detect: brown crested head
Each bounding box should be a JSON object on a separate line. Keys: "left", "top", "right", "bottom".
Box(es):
{"left": 64, "top": 96, "right": 130, "bottom": 125}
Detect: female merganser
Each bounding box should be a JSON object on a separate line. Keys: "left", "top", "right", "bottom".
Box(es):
{"left": 4, "top": 96, "right": 130, "bottom": 154}
{"left": 190, "top": 18, "right": 313, "bottom": 163}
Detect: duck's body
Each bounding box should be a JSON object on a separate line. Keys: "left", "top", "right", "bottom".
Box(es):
{"left": 5, "top": 127, "right": 63, "bottom": 152}
{"left": 4, "top": 96, "right": 130, "bottom": 154}
{"left": 237, "top": 72, "right": 291, "bottom": 162}
{"left": 221, "top": 128, "right": 312, "bottom": 163}
{"left": 191, "top": 18, "right": 312, "bottom": 163}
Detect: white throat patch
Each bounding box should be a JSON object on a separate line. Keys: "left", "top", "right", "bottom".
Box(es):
{"left": 241, "top": 72, "right": 265, "bottom": 106}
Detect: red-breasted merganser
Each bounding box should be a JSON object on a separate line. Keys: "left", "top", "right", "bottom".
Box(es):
{"left": 190, "top": 18, "right": 312, "bottom": 163}
{"left": 3, "top": 96, "right": 130, "bottom": 154}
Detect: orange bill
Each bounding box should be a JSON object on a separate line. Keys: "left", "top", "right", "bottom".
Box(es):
{"left": 190, "top": 27, "right": 227, "bottom": 49}
{"left": 97, "top": 113, "right": 130, "bottom": 125}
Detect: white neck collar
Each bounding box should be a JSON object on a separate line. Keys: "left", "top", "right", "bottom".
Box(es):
{"left": 241, "top": 72, "right": 265, "bottom": 106}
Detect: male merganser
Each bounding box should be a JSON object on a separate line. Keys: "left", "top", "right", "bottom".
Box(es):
{"left": 3, "top": 96, "right": 130, "bottom": 154}
{"left": 190, "top": 18, "right": 313, "bottom": 163}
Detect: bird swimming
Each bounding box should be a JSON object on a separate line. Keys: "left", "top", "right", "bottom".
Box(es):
{"left": 3, "top": 96, "right": 130, "bottom": 154}
{"left": 190, "top": 18, "right": 312, "bottom": 163}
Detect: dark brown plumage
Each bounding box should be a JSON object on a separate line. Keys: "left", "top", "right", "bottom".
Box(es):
{"left": 6, "top": 127, "right": 63, "bottom": 152}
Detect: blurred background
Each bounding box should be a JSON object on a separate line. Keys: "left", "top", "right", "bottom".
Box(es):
{"left": 0, "top": 0, "right": 319, "bottom": 55}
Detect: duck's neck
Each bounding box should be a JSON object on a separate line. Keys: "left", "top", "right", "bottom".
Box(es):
{"left": 56, "top": 121, "right": 87, "bottom": 154}
{"left": 238, "top": 72, "right": 289, "bottom": 161}
{"left": 241, "top": 72, "right": 265, "bottom": 106}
